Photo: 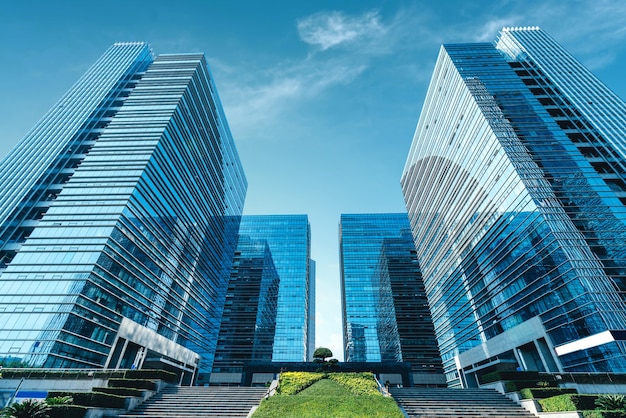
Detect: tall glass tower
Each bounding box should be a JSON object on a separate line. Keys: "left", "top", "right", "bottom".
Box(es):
{"left": 0, "top": 43, "right": 247, "bottom": 383}
{"left": 402, "top": 27, "right": 626, "bottom": 387}
{"left": 339, "top": 213, "right": 444, "bottom": 385}
{"left": 236, "top": 215, "right": 314, "bottom": 362}
{"left": 210, "top": 236, "right": 279, "bottom": 384}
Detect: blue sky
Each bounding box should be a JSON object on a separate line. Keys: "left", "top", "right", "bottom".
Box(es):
{"left": 2, "top": 0, "right": 626, "bottom": 361}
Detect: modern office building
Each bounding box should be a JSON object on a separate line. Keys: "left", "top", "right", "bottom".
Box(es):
{"left": 235, "top": 215, "right": 314, "bottom": 362}
{"left": 210, "top": 236, "right": 280, "bottom": 385}
{"left": 339, "top": 213, "right": 445, "bottom": 385}
{"left": 402, "top": 27, "right": 626, "bottom": 387}
{"left": 0, "top": 43, "right": 247, "bottom": 383}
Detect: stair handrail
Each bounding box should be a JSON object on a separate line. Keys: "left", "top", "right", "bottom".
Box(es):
{"left": 264, "top": 375, "right": 280, "bottom": 399}
{"left": 4, "top": 377, "right": 25, "bottom": 408}
{"left": 373, "top": 374, "right": 391, "bottom": 397}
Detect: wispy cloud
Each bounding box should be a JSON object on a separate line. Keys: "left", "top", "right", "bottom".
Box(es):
{"left": 218, "top": 1, "right": 626, "bottom": 142}
{"left": 219, "top": 9, "right": 402, "bottom": 141}
{"left": 473, "top": 17, "right": 520, "bottom": 42}
{"left": 297, "top": 10, "right": 386, "bottom": 51}
{"left": 219, "top": 58, "right": 367, "bottom": 140}
{"left": 457, "top": 0, "right": 626, "bottom": 69}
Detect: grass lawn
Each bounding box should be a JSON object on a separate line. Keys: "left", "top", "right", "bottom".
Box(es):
{"left": 252, "top": 378, "right": 404, "bottom": 418}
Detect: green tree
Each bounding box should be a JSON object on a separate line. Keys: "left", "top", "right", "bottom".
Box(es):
{"left": 1, "top": 399, "right": 51, "bottom": 418}
{"left": 313, "top": 347, "right": 333, "bottom": 362}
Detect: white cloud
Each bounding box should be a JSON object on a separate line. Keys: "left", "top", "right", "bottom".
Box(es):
{"left": 474, "top": 17, "right": 519, "bottom": 42}
{"left": 221, "top": 60, "right": 367, "bottom": 141}
{"left": 220, "top": 1, "right": 626, "bottom": 143}
{"left": 297, "top": 10, "right": 386, "bottom": 51}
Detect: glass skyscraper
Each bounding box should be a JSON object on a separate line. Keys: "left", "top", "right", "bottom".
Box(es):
{"left": 402, "top": 27, "right": 626, "bottom": 387}
{"left": 210, "top": 236, "right": 279, "bottom": 384}
{"left": 0, "top": 43, "right": 247, "bottom": 383}
{"left": 235, "top": 215, "right": 314, "bottom": 362}
{"left": 339, "top": 213, "right": 444, "bottom": 385}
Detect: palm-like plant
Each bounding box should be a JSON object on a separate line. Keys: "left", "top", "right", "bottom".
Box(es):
{"left": 1, "top": 399, "right": 51, "bottom": 418}
{"left": 595, "top": 394, "right": 626, "bottom": 411}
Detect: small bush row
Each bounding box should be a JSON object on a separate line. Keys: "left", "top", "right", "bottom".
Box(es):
{"left": 47, "top": 391, "right": 127, "bottom": 409}
{"left": 277, "top": 372, "right": 382, "bottom": 397}
{"left": 327, "top": 372, "right": 381, "bottom": 396}
{"left": 93, "top": 386, "right": 145, "bottom": 397}
{"left": 124, "top": 369, "right": 177, "bottom": 383}
{"left": 0, "top": 368, "right": 175, "bottom": 382}
{"left": 49, "top": 405, "right": 89, "bottom": 418}
{"left": 278, "top": 372, "right": 326, "bottom": 395}
{"left": 108, "top": 378, "right": 158, "bottom": 391}
{"left": 520, "top": 387, "right": 577, "bottom": 399}
{"left": 581, "top": 411, "right": 626, "bottom": 418}
{"left": 480, "top": 370, "right": 554, "bottom": 384}
{"left": 539, "top": 394, "right": 599, "bottom": 412}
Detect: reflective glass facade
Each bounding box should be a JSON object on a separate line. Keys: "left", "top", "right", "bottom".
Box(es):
{"left": 339, "top": 213, "right": 443, "bottom": 379}
{"left": 236, "top": 215, "right": 313, "bottom": 362}
{"left": 0, "top": 43, "right": 247, "bottom": 381}
{"left": 402, "top": 27, "right": 626, "bottom": 387}
{"left": 212, "top": 236, "right": 279, "bottom": 375}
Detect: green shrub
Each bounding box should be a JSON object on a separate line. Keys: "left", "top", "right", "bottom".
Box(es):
{"left": 47, "top": 391, "right": 126, "bottom": 409}
{"left": 327, "top": 373, "right": 381, "bottom": 396}
{"left": 539, "top": 394, "right": 599, "bottom": 412}
{"left": 479, "top": 370, "right": 549, "bottom": 384}
{"left": 278, "top": 372, "right": 325, "bottom": 395}
{"left": 582, "top": 412, "right": 626, "bottom": 418}
{"left": 519, "top": 387, "right": 577, "bottom": 399}
{"left": 49, "top": 405, "right": 88, "bottom": 418}
{"left": 0, "top": 369, "right": 124, "bottom": 380}
{"left": 93, "top": 387, "right": 144, "bottom": 397}
{"left": 503, "top": 381, "right": 518, "bottom": 392}
{"left": 596, "top": 394, "right": 626, "bottom": 411}
{"left": 559, "top": 374, "right": 626, "bottom": 385}
{"left": 504, "top": 380, "right": 556, "bottom": 392}
{"left": 45, "top": 396, "right": 73, "bottom": 405}
{"left": 124, "top": 369, "right": 177, "bottom": 383}
{"left": 108, "top": 378, "right": 158, "bottom": 391}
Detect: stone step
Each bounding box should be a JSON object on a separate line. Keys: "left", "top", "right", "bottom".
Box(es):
{"left": 390, "top": 388, "right": 534, "bottom": 418}
{"left": 119, "top": 386, "right": 267, "bottom": 417}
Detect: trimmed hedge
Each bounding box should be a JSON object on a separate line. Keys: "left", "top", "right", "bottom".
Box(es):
{"left": 278, "top": 372, "right": 326, "bottom": 395}
{"left": 559, "top": 374, "right": 626, "bottom": 385}
{"left": 581, "top": 412, "right": 626, "bottom": 418}
{"left": 108, "top": 378, "right": 158, "bottom": 391}
{"left": 504, "top": 380, "right": 558, "bottom": 392}
{"left": 124, "top": 369, "right": 177, "bottom": 383}
{"left": 327, "top": 373, "right": 381, "bottom": 396}
{"left": 480, "top": 371, "right": 554, "bottom": 384}
{"left": 48, "top": 391, "right": 127, "bottom": 409}
{"left": 49, "top": 405, "right": 89, "bottom": 418}
{"left": 93, "top": 386, "right": 145, "bottom": 397}
{"left": 0, "top": 369, "right": 125, "bottom": 380}
{"left": 0, "top": 368, "right": 175, "bottom": 382}
{"left": 520, "top": 387, "right": 578, "bottom": 399}
{"left": 538, "top": 394, "right": 599, "bottom": 412}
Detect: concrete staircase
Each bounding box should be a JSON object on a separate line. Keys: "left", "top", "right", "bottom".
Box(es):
{"left": 390, "top": 387, "right": 535, "bottom": 418}
{"left": 118, "top": 386, "right": 268, "bottom": 417}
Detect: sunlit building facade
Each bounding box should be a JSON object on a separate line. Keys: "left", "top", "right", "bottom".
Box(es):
{"left": 0, "top": 43, "right": 247, "bottom": 383}
{"left": 339, "top": 213, "right": 444, "bottom": 385}
{"left": 236, "top": 215, "right": 314, "bottom": 362}
{"left": 402, "top": 27, "right": 626, "bottom": 387}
